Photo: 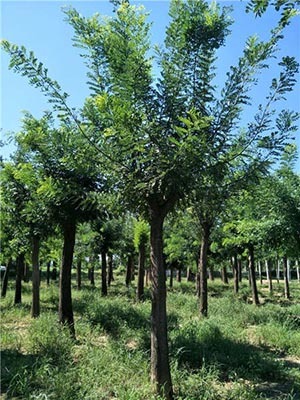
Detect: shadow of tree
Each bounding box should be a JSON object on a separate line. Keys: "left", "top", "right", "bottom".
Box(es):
{"left": 1, "top": 349, "right": 38, "bottom": 394}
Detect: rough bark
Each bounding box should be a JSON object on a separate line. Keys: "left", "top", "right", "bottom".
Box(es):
{"left": 150, "top": 209, "right": 173, "bottom": 400}
{"left": 59, "top": 221, "right": 76, "bottom": 338}
{"left": 108, "top": 253, "right": 114, "bottom": 287}
{"left": 265, "top": 259, "right": 273, "bottom": 293}
{"left": 14, "top": 253, "right": 25, "bottom": 305}
{"left": 248, "top": 244, "right": 259, "bottom": 305}
{"left": 31, "top": 235, "right": 40, "bottom": 318}
{"left": 77, "top": 258, "right": 82, "bottom": 290}
{"left": 198, "top": 223, "right": 211, "bottom": 317}
{"left": 101, "top": 251, "right": 108, "bottom": 296}
{"left": 283, "top": 256, "right": 290, "bottom": 299}
{"left": 1, "top": 259, "right": 12, "bottom": 298}
{"left": 233, "top": 254, "right": 239, "bottom": 294}
{"left": 137, "top": 242, "right": 146, "bottom": 301}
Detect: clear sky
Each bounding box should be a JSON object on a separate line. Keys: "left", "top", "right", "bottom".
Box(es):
{"left": 1, "top": 0, "right": 300, "bottom": 170}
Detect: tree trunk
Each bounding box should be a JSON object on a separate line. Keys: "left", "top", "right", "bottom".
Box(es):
{"left": 248, "top": 244, "right": 259, "bottom": 305}
{"left": 23, "top": 262, "right": 30, "bottom": 282}
{"left": 287, "top": 259, "right": 291, "bottom": 282}
{"left": 150, "top": 210, "right": 173, "bottom": 400}
{"left": 101, "top": 251, "right": 108, "bottom": 296}
{"left": 46, "top": 261, "right": 51, "bottom": 286}
{"left": 221, "top": 266, "right": 228, "bottom": 284}
{"left": 208, "top": 265, "right": 214, "bottom": 281}
{"left": 90, "top": 265, "right": 95, "bottom": 286}
{"left": 176, "top": 267, "right": 181, "bottom": 283}
{"left": 59, "top": 221, "right": 76, "bottom": 338}
{"left": 14, "top": 253, "right": 25, "bottom": 305}
{"left": 258, "top": 261, "right": 263, "bottom": 285}
{"left": 169, "top": 265, "right": 173, "bottom": 288}
{"left": 1, "top": 259, "right": 12, "bottom": 298}
{"left": 125, "top": 254, "right": 133, "bottom": 287}
{"left": 265, "top": 259, "right": 273, "bottom": 293}
{"left": 77, "top": 258, "right": 82, "bottom": 290}
{"left": 283, "top": 256, "right": 290, "bottom": 299}
{"left": 233, "top": 254, "right": 239, "bottom": 294}
{"left": 276, "top": 258, "right": 280, "bottom": 284}
{"left": 198, "top": 223, "right": 211, "bottom": 317}
{"left": 108, "top": 253, "right": 114, "bottom": 287}
{"left": 238, "top": 259, "right": 242, "bottom": 282}
{"left": 31, "top": 235, "right": 40, "bottom": 318}
{"left": 146, "top": 268, "right": 150, "bottom": 287}
{"left": 296, "top": 260, "right": 300, "bottom": 283}
{"left": 137, "top": 242, "right": 146, "bottom": 301}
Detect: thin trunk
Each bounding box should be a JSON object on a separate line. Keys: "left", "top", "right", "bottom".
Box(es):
{"left": 31, "top": 235, "right": 40, "bottom": 318}
{"left": 101, "top": 251, "right": 107, "bottom": 296}
{"left": 150, "top": 210, "right": 173, "bottom": 400}
{"left": 59, "top": 221, "right": 76, "bottom": 338}
{"left": 186, "top": 267, "right": 194, "bottom": 282}
{"left": 23, "top": 262, "right": 30, "bottom": 282}
{"left": 196, "top": 272, "right": 200, "bottom": 297}
{"left": 90, "top": 266, "right": 95, "bottom": 286}
{"left": 1, "top": 259, "right": 12, "bottom": 298}
{"left": 287, "top": 259, "right": 291, "bottom": 282}
{"left": 108, "top": 253, "right": 114, "bottom": 287}
{"left": 176, "top": 267, "right": 182, "bottom": 283}
{"left": 14, "top": 253, "right": 25, "bottom": 305}
{"left": 145, "top": 268, "right": 150, "bottom": 287}
{"left": 296, "top": 260, "right": 300, "bottom": 283}
{"left": 283, "top": 256, "right": 290, "bottom": 299}
{"left": 137, "top": 242, "right": 146, "bottom": 301}
{"left": 265, "top": 259, "right": 273, "bottom": 293}
{"left": 169, "top": 265, "right": 173, "bottom": 288}
{"left": 125, "top": 255, "right": 133, "bottom": 287}
{"left": 198, "top": 224, "right": 211, "bottom": 317}
{"left": 238, "top": 259, "right": 242, "bottom": 282}
{"left": 276, "top": 258, "right": 280, "bottom": 284}
{"left": 208, "top": 265, "right": 214, "bottom": 281}
{"left": 233, "top": 254, "right": 239, "bottom": 294}
{"left": 77, "top": 258, "right": 82, "bottom": 290}
{"left": 131, "top": 256, "right": 135, "bottom": 281}
{"left": 46, "top": 261, "right": 51, "bottom": 286}
{"left": 221, "top": 266, "right": 228, "bottom": 284}
{"left": 258, "top": 261, "right": 263, "bottom": 285}
{"left": 248, "top": 244, "right": 259, "bottom": 305}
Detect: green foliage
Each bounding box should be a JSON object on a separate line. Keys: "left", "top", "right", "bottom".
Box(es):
{"left": 133, "top": 219, "right": 149, "bottom": 250}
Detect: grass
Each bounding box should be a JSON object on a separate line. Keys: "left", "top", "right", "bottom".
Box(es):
{"left": 1, "top": 273, "right": 300, "bottom": 400}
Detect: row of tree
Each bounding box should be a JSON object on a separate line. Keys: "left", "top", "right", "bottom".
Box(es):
{"left": 1, "top": 0, "right": 300, "bottom": 398}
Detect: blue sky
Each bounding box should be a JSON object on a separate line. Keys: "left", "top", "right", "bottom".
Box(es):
{"left": 1, "top": 0, "right": 300, "bottom": 170}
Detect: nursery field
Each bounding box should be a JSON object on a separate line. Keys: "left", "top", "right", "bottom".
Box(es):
{"left": 1, "top": 275, "right": 300, "bottom": 400}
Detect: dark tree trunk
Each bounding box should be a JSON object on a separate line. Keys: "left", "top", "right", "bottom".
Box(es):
{"left": 169, "top": 265, "right": 173, "bottom": 288}
{"left": 131, "top": 256, "right": 135, "bottom": 281}
{"left": 59, "top": 221, "right": 76, "bottom": 338}
{"left": 233, "top": 254, "right": 239, "bottom": 294}
{"left": 150, "top": 209, "right": 173, "bottom": 400}
{"left": 137, "top": 242, "right": 146, "bottom": 301}
{"left": 283, "top": 256, "right": 290, "bottom": 299}
{"left": 248, "top": 244, "right": 259, "bottom": 305}
{"left": 31, "top": 235, "right": 40, "bottom": 318}
{"left": 46, "top": 261, "right": 51, "bottom": 286}
{"left": 258, "top": 261, "right": 263, "bottom": 285}
{"left": 1, "top": 259, "right": 12, "bottom": 298}
{"left": 14, "top": 253, "right": 25, "bottom": 305}
{"left": 238, "top": 259, "right": 242, "bottom": 282}
{"left": 77, "top": 258, "right": 82, "bottom": 290}
{"left": 90, "top": 266, "right": 95, "bottom": 286}
{"left": 186, "top": 267, "right": 194, "bottom": 282}
{"left": 198, "top": 223, "right": 211, "bottom": 317}
{"left": 221, "top": 266, "right": 228, "bottom": 284}
{"left": 125, "top": 254, "right": 133, "bottom": 287}
{"left": 23, "top": 262, "right": 30, "bottom": 282}
{"left": 108, "top": 253, "right": 114, "bottom": 287}
{"left": 276, "top": 258, "right": 280, "bottom": 284}
{"left": 101, "top": 251, "right": 108, "bottom": 296}
{"left": 265, "top": 259, "right": 273, "bottom": 293}
{"left": 196, "top": 272, "right": 200, "bottom": 297}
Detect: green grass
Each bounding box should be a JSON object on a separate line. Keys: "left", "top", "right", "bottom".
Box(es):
{"left": 1, "top": 274, "right": 300, "bottom": 399}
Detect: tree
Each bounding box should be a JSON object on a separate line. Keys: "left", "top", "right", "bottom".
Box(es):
{"left": 2, "top": 0, "right": 299, "bottom": 396}
{"left": 134, "top": 219, "right": 149, "bottom": 301}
